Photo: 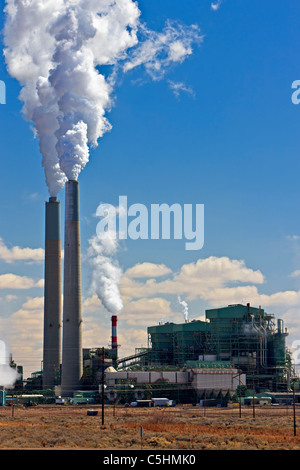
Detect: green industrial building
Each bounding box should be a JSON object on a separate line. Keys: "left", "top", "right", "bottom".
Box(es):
{"left": 145, "top": 304, "right": 293, "bottom": 392}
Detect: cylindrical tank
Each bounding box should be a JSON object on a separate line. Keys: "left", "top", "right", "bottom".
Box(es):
{"left": 277, "top": 319, "right": 284, "bottom": 334}
{"left": 43, "top": 197, "right": 62, "bottom": 389}
{"left": 61, "top": 180, "right": 83, "bottom": 396}
{"left": 0, "top": 390, "right": 6, "bottom": 406}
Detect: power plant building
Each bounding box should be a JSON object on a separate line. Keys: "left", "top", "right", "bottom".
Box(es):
{"left": 41, "top": 201, "right": 293, "bottom": 406}
{"left": 105, "top": 304, "right": 293, "bottom": 403}
{"left": 145, "top": 304, "right": 291, "bottom": 392}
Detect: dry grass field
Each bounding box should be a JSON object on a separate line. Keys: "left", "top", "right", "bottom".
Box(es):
{"left": 0, "top": 404, "right": 300, "bottom": 450}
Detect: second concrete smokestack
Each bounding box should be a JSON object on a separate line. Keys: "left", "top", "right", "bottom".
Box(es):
{"left": 61, "top": 180, "right": 83, "bottom": 396}
{"left": 43, "top": 197, "right": 62, "bottom": 390}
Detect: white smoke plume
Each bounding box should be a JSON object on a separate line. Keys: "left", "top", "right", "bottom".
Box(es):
{"left": 87, "top": 234, "right": 123, "bottom": 315}
{"left": 4, "top": 0, "right": 201, "bottom": 196}
{"left": 87, "top": 209, "right": 123, "bottom": 315}
{"left": 178, "top": 295, "right": 189, "bottom": 323}
{"left": 0, "top": 365, "right": 19, "bottom": 389}
{"left": 0, "top": 340, "right": 19, "bottom": 389}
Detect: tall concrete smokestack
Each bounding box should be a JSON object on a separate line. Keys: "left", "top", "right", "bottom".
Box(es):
{"left": 43, "top": 197, "right": 62, "bottom": 390}
{"left": 61, "top": 180, "right": 83, "bottom": 396}
{"left": 111, "top": 315, "right": 118, "bottom": 368}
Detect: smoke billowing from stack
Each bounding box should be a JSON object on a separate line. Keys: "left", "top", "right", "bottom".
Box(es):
{"left": 178, "top": 296, "right": 189, "bottom": 323}
{"left": 0, "top": 339, "right": 19, "bottom": 388}
{"left": 43, "top": 197, "right": 62, "bottom": 389}
{"left": 61, "top": 180, "right": 83, "bottom": 396}
{"left": 4, "top": 0, "right": 201, "bottom": 391}
{"left": 4, "top": 1, "right": 201, "bottom": 201}
{"left": 87, "top": 227, "right": 124, "bottom": 317}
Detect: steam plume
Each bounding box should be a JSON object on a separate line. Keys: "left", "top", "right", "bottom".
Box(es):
{"left": 178, "top": 295, "right": 189, "bottom": 323}
{"left": 87, "top": 232, "right": 123, "bottom": 315}
{"left": 0, "top": 340, "right": 19, "bottom": 388}
{"left": 4, "top": 0, "right": 201, "bottom": 196}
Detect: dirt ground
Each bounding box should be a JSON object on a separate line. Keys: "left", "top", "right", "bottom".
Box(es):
{"left": 0, "top": 403, "right": 300, "bottom": 450}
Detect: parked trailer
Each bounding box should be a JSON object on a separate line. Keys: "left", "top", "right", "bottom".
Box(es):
{"left": 55, "top": 398, "right": 69, "bottom": 405}
{"left": 200, "top": 398, "right": 227, "bottom": 408}
{"left": 130, "top": 399, "right": 176, "bottom": 407}
{"left": 87, "top": 410, "right": 98, "bottom": 416}
{"left": 131, "top": 400, "right": 152, "bottom": 407}
{"left": 152, "top": 398, "right": 176, "bottom": 407}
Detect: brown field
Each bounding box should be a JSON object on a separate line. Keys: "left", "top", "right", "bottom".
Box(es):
{"left": 0, "top": 403, "right": 300, "bottom": 450}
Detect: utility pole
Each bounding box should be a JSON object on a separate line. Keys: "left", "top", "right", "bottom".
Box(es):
{"left": 232, "top": 371, "right": 242, "bottom": 418}
{"left": 139, "top": 426, "right": 144, "bottom": 450}
{"left": 11, "top": 389, "right": 14, "bottom": 418}
{"left": 293, "top": 382, "right": 296, "bottom": 437}
{"left": 252, "top": 373, "right": 255, "bottom": 419}
{"left": 239, "top": 373, "right": 242, "bottom": 418}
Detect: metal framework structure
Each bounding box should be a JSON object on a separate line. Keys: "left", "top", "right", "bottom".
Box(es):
{"left": 146, "top": 304, "right": 293, "bottom": 392}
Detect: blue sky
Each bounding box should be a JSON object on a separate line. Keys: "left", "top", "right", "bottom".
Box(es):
{"left": 1, "top": 0, "right": 300, "bottom": 377}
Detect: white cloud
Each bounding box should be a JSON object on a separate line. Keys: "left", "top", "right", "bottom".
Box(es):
{"left": 286, "top": 235, "right": 300, "bottom": 241}
{"left": 0, "top": 274, "right": 43, "bottom": 290}
{"left": 121, "top": 297, "right": 174, "bottom": 326}
{"left": 168, "top": 40, "right": 192, "bottom": 62}
{"left": 125, "top": 262, "right": 172, "bottom": 279}
{"left": 211, "top": 0, "right": 222, "bottom": 11}
{"left": 21, "top": 296, "right": 44, "bottom": 311}
{"left": 0, "top": 237, "right": 44, "bottom": 263}
{"left": 174, "top": 256, "right": 265, "bottom": 288}
{"left": 24, "top": 192, "right": 39, "bottom": 202}
{"left": 196, "top": 286, "right": 300, "bottom": 309}
{"left": 3, "top": 297, "right": 44, "bottom": 379}
{"left": 124, "top": 21, "right": 202, "bottom": 80}
{"left": 83, "top": 294, "right": 103, "bottom": 313}
{"left": 290, "top": 270, "right": 300, "bottom": 278}
{"left": 35, "top": 278, "right": 45, "bottom": 288}
{"left": 118, "top": 328, "right": 148, "bottom": 357}
{"left": 82, "top": 313, "right": 108, "bottom": 349}
{"left": 168, "top": 80, "right": 195, "bottom": 98}
{"left": 121, "top": 256, "right": 265, "bottom": 302}
{"left": 5, "top": 294, "right": 17, "bottom": 302}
